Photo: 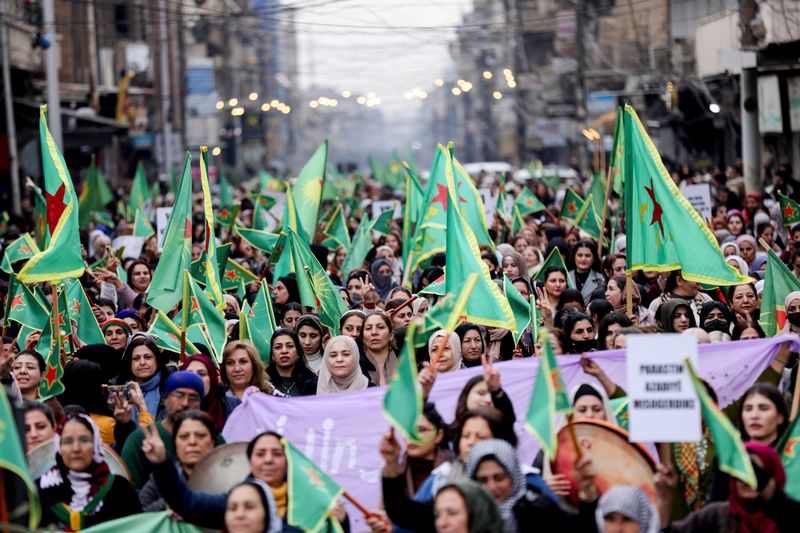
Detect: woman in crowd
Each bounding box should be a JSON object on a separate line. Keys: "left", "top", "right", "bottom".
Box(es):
{"left": 116, "top": 335, "right": 168, "bottom": 422}
{"left": 221, "top": 340, "right": 271, "bottom": 399}
{"left": 339, "top": 309, "right": 366, "bottom": 340}
{"left": 272, "top": 276, "right": 300, "bottom": 307}
{"left": 225, "top": 481, "right": 282, "bottom": 533}
{"left": 730, "top": 283, "right": 759, "bottom": 322}
{"left": 660, "top": 299, "right": 697, "bottom": 333}
{"left": 317, "top": 335, "right": 371, "bottom": 394}
{"left": 360, "top": 312, "right": 398, "bottom": 386}
{"left": 428, "top": 330, "right": 462, "bottom": 373}
{"left": 736, "top": 234, "right": 758, "bottom": 268}
{"left": 295, "top": 315, "right": 328, "bottom": 375}
{"left": 501, "top": 251, "right": 526, "bottom": 279}
{"left": 385, "top": 299, "right": 415, "bottom": 330}
{"left": 265, "top": 329, "right": 317, "bottom": 396}
{"left": 278, "top": 302, "right": 303, "bottom": 331}
{"left": 101, "top": 318, "right": 131, "bottom": 351}
{"left": 116, "top": 310, "right": 147, "bottom": 333}
{"left": 139, "top": 410, "right": 220, "bottom": 511}
{"left": 596, "top": 312, "right": 631, "bottom": 350}
{"left": 37, "top": 413, "right": 141, "bottom": 529}
{"left": 12, "top": 349, "right": 44, "bottom": 400}
{"left": 522, "top": 246, "right": 543, "bottom": 278}
{"left": 738, "top": 383, "right": 789, "bottom": 448}
{"left": 456, "top": 324, "right": 487, "bottom": 368}
{"left": 726, "top": 210, "right": 746, "bottom": 237}
{"left": 98, "top": 259, "right": 153, "bottom": 310}
{"left": 23, "top": 400, "right": 56, "bottom": 450}
{"left": 782, "top": 291, "right": 800, "bottom": 335}
{"left": 605, "top": 276, "right": 655, "bottom": 327}
{"left": 569, "top": 241, "right": 605, "bottom": 303}
{"left": 561, "top": 310, "right": 596, "bottom": 354}
{"left": 371, "top": 258, "right": 399, "bottom": 302}
{"left": 540, "top": 266, "right": 568, "bottom": 309}
{"left": 182, "top": 352, "right": 241, "bottom": 431}
{"left": 600, "top": 253, "right": 626, "bottom": 281}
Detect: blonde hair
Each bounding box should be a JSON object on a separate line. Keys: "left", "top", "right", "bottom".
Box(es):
{"left": 221, "top": 340, "right": 268, "bottom": 392}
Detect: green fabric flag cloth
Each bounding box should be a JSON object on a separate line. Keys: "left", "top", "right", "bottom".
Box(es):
{"left": 778, "top": 192, "right": 800, "bottom": 227}
{"left": 293, "top": 140, "right": 328, "bottom": 243}
{"left": 609, "top": 108, "right": 625, "bottom": 199}
{"left": 18, "top": 106, "right": 85, "bottom": 283}
{"left": 574, "top": 193, "right": 604, "bottom": 242}
{"left": 61, "top": 277, "right": 104, "bottom": 345}
{"left": 383, "top": 319, "right": 425, "bottom": 443}
{"left": 321, "top": 204, "right": 351, "bottom": 251}
{"left": 495, "top": 175, "right": 510, "bottom": 223}
{"left": 0, "top": 386, "right": 41, "bottom": 529}
{"left": 31, "top": 181, "right": 48, "bottom": 249}
{"left": 559, "top": 188, "right": 584, "bottom": 221}
{"left": 284, "top": 438, "right": 344, "bottom": 532}
{"left": 130, "top": 161, "right": 150, "bottom": 215}
{"left": 759, "top": 249, "right": 800, "bottom": 335}
{"left": 402, "top": 162, "right": 424, "bottom": 266}
{"left": 503, "top": 274, "right": 531, "bottom": 344}
{"left": 523, "top": 329, "right": 571, "bottom": 460}
{"left": 217, "top": 205, "right": 240, "bottom": 232}
{"left": 78, "top": 154, "right": 114, "bottom": 229}
{"left": 82, "top": 511, "right": 201, "bottom": 532}
{"left": 259, "top": 170, "right": 283, "bottom": 193}
{"left": 197, "top": 146, "right": 224, "bottom": 307}
{"left": 237, "top": 226, "right": 280, "bottom": 255}
{"left": 419, "top": 274, "right": 445, "bottom": 296}
{"left": 515, "top": 188, "right": 546, "bottom": 216}
{"left": 147, "top": 310, "right": 199, "bottom": 356}
{"left": 532, "top": 246, "right": 575, "bottom": 288}
{"left": 146, "top": 153, "right": 194, "bottom": 312}
{"left": 252, "top": 194, "right": 277, "bottom": 231}
{"left": 1, "top": 233, "right": 39, "bottom": 273}
{"left": 587, "top": 171, "right": 607, "bottom": 221}
{"left": 38, "top": 304, "right": 65, "bottom": 399}
{"left": 340, "top": 215, "right": 374, "bottom": 277}
{"left": 6, "top": 277, "right": 48, "bottom": 331}
{"left": 183, "top": 272, "right": 227, "bottom": 365}
{"left": 288, "top": 228, "right": 348, "bottom": 335}
{"left": 444, "top": 148, "right": 514, "bottom": 331}
{"left": 512, "top": 204, "right": 526, "bottom": 236}
{"left": 610, "top": 397, "right": 629, "bottom": 431}
{"left": 413, "top": 274, "right": 477, "bottom": 348}
{"left": 623, "top": 105, "right": 749, "bottom": 286}
{"left": 686, "top": 358, "right": 756, "bottom": 487}
{"left": 405, "top": 144, "right": 493, "bottom": 283}
{"left": 133, "top": 210, "right": 156, "bottom": 240}
{"left": 222, "top": 258, "right": 259, "bottom": 292}
{"left": 371, "top": 204, "right": 396, "bottom": 236}
{"left": 240, "top": 279, "right": 277, "bottom": 364}
{"left": 779, "top": 414, "right": 800, "bottom": 498}
{"left": 219, "top": 167, "right": 234, "bottom": 208}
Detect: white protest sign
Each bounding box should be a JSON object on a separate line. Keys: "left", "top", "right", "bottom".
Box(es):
{"left": 626, "top": 334, "right": 701, "bottom": 443}
{"left": 112, "top": 236, "right": 144, "bottom": 259}
{"left": 155, "top": 207, "right": 172, "bottom": 252}
{"left": 681, "top": 184, "right": 712, "bottom": 222}
{"left": 479, "top": 187, "right": 496, "bottom": 220}
{"left": 371, "top": 200, "right": 401, "bottom": 220}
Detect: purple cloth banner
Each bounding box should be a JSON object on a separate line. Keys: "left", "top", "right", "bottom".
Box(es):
{"left": 222, "top": 335, "right": 797, "bottom": 530}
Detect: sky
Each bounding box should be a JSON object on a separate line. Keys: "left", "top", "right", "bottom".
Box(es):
{"left": 284, "top": 0, "right": 473, "bottom": 114}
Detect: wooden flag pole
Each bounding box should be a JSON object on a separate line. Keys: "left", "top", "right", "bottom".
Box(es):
{"left": 625, "top": 272, "right": 634, "bottom": 319}
{"left": 51, "top": 283, "right": 64, "bottom": 368}
{"left": 566, "top": 414, "right": 583, "bottom": 461}
{"left": 386, "top": 295, "right": 418, "bottom": 317}
{"left": 428, "top": 335, "right": 451, "bottom": 377}
{"left": 597, "top": 163, "right": 614, "bottom": 258}
{"left": 758, "top": 238, "right": 771, "bottom": 252}
{"left": 180, "top": 271, "right": 189, "bottom": 364}
{"left": 342, "top": 490, "right": 376, "bottom": 520}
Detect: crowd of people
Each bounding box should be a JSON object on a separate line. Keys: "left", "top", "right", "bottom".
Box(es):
{"left": 2, "top": 157, "right": 800, "bottom": 533}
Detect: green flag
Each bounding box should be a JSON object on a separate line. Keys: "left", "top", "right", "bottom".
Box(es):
{"left": 524, "top": 329, "right": 571, "bottom": 460}
{"left": 147, "top": 310, "right": 200, "bottom": 356}
{"left": 284, "top": 438, "right": 344, "bottom": 532}
{"left": 38, "top": 303, "right": 65, "bottom": 400}
{"left": 340, "top": 215, "right": 373, "bottom": 277}
{"left": 78, "top": 154, "right": 114, "bottom": 229}
{"left": 622, "top": 105, "right": 750, "bottom": 286}
{"left": 779, "top": 415, "right": 800, "bottom": 498}
{"left": 759, "top": 249, "right": 800, "bottom": 335}
{"left": 0, "top": 386, "right": 41, "bottom": 529}
{"left": 532, "top": 246, "right": 575, "bottom": 288}
{"left": 18, "top": 106, "right": 85, "bottom": 283}
{"left": 495, "top": 175, "right": 511, "bottom": 223}
{"left": 240, "top": 279, "right": 277, "bottom": 364}
{"left": 197, "top": 146, "right": 224, "bottom": 307}
{"left": 236, "top": 226, "right": 280, "bottom": 255}
{"left": 6, "top": 276, "right": 49, "bottom": 334}
{"left": 383, "top": 320, "right": 425, "bottom": 443}
{"left": 511, "top": 204, "right": 526, "bottom": 236}
{"left": 293, "top": 140, "right": 328, "bottom": 243}
{"left": 402, "top": 162, "right": 424, "bottom": 266}
{"left": 259, "top": 170, "right": 283, "bottom": 193}
{"left": 574, "top": 193, "right": 604, "bottom": 242}
{"left": 609, "top": 108, "right": 625, "bottom": 199}
{"left": 686, "top": 358, "right": 756, "bottom": 487}
{"left": 559, "top": 188, "right": 585, "bottom": 221}
{"left": 413, "top": 274, "right": 477, "bottom": 347}
{"left": 288, "top": 228, "right": 348, "bottom": 334}
{"left": 252, "top": 194, "right": 277, "bottom": 231}
{"left": 222, "top": 258, "right": 259, "bottom": 292}
{"left": 321, "top": 203, "right": 351, "bottom": 251}
{"left": 371, "top": 204, "right": 396, "bottom": 236}
{"left": 184, "top": 272, "right": 227, "bottom": 364}
{"left": 444, "top": 147, "right": 515, "bottom": 330}
{"left": 587, "top": 171, "right": 607, "bottom": 221}
{"left": 1, "top": 233, "right": 40, "bottom": 274}
{"left": 515, "top": 188, "right": 546, "bottom": 216}
{"left": 133, "top": 210, "right": 155, "bottom": 240}
{"left": 130, "top": 161, "right": 150, "bottom": 215}
{"left": 503, "top": 274, "right": 531, "bottom": 344}
{"left": 219, "top": 167, "right": 234, "bottom": 208}
{"left": 82, "top": 511, "right": 201, "bottom": 532}
{"left": 31, "top": 180, "right": 48, "bottom": 249}
{"left": 778, "top": 192, "right": 800, "bottom": 227}
{"left": 61, "top": 278, "right": 105, "bottom": 345}
{"left": 146, "top": 153, "right": 194, "bottom": 312}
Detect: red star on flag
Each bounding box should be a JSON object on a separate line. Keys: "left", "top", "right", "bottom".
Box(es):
{"left": 45, "top": 184, "right": 67, "bottom": 235}
{"left": 784, "top": 436, "right": 800, "bottom": 459}
{"left": 550, "top": 368, "right": 564, "bottom": 394}
{"left": 71, "top": 298, "right": 81, "bottom": 315}
{"left": 430, "top": 183, "right": 465, "bottom": 212}
{"left": 644, "top": 178, "right": 665, "bottom": 237}
{"left": 9, "top": 294, "right": 24, "bottom": 311}
{"left": 568, "top": 202, "right": 577, "bottom": 214}
{"left": 785, "top": 204, "right": 796, "bottom": 219}
{"left": 224, "top": 269, "right": 238, "bottom": 281}
{"left": 190, "top": 297, "right": 200, "bottom": 312}
{"left": 304, "top": 466, "right": 325, "bottom": 489}
{"left": 19, "top": 245, "right": 31, "bottom": 254}
{"left": 525, "top": 198, "right": 534, "bottom": 206}
{"left": 184, "top": 218, "right": 192, "bottom": 239}
{"left": 44, "top": 365, "right": 59, "bottom": 387}
{"left": 53, "top": 311, "right": 65, "bottom": 329}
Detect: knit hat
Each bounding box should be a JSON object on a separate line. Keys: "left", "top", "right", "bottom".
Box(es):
{"left": 100, "top": 318, "right": 132, "bottom": 336}
{"left": 115, "top": 310, "right": 146, "bottom": 330}
{"left": 164, "top": 371, "right": 205, "bottom": 399}
{"left": 595, "top": 485, "right": 657, "bottom": 533}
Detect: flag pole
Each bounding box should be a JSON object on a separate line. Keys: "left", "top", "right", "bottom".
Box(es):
{"left": 341, "top": 490, "right": 376, "bottom": 520}
{"left": 62, "top": 282, "right": 77, "bottom": 358}
{"left": 597, "top": 164, "right": 614, "bottom": 258}
{"left": 428, "top": 335, "right": 451, "bottom": 377}
{"left": 625, "top": 272, "right": 633, "bottom": 319}
{"left": 180, "top": 270, "right": 188, "bottom": 364}
{"left": 51, "top": 282, "right": 64, "bottom": 367}
{"left": 386, "top": 295, "right": 418, "bottom": 317}
{"left": 566, "top": 413, "right": 583, "bottom": 461}
{"left": 2, "top": 276, "right": 13, "bottom": 339}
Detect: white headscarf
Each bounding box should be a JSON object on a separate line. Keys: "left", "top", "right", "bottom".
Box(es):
{"left": 316, "top": 336, "right": 369, "bottom": 394}
{"left": 427, "top": 329, "right": 462, "bottom": 372}
{"left": 726, "top": 255, "right": 749, "bottom": 276}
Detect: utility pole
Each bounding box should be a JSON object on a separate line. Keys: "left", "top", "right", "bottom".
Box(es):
{"left": 42, "top": 0, "right": 62, "bottom": 146}
{"left": 158, "top": 0, "right": 174, "bottom": 176}
{"left": 0, "top": 2, "right": 22, "bottom": 215}
{"left": 740, "top": 0, "right": 761, "bottom": 193}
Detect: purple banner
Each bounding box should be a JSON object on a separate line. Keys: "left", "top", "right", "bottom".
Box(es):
{"left": 223, "top": 335, "right": 797, "bottom": 531}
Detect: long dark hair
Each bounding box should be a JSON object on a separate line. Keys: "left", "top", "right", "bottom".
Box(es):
{"left": 59, "top": 360, "right": 112, "bottom": 416}
{"left": 265, "top": 329, "right": 312, "bottom": 383}
{"left": 118, "top": 334, "right": 169, "bottom": 389}
{"left": 739, "top": 383, "right": 789, "bottom": 444}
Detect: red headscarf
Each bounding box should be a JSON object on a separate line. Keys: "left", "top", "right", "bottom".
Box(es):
{"left": 727, "top": 441, "right": 786, "bottom": 533}
{"left": 180, "top": 354, "right": 226, "bottom": 431}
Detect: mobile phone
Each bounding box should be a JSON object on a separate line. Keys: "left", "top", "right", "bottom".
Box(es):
{"left": 106, "top": 384, "right": 131, "bottom": 401}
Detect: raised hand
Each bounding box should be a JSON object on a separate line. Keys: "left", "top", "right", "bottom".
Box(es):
{"left": 379, "top": 429, "right": 403, "bottom": 477}
{"left": 141, "top": 422, "right": 167, "bottom": 464}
